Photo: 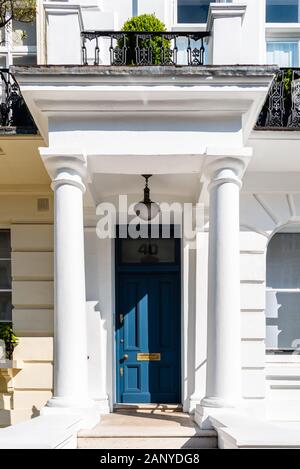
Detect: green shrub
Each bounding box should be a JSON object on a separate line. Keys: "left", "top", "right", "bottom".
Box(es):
{"left": 121, "top": 14, "right": 170, "bottom": 65}
{"left": 0, "top": 324, "right": 18, "bottom": 360}
{"left": 283, "top": 68, "right": 293, "bottom": 94}
{"left": 0, "top": 1, "right": 36, "bottom": 28}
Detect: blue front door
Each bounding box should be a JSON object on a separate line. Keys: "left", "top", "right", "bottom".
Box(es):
{"left": 116, "top": 234, "right": 181, "bottom": 403}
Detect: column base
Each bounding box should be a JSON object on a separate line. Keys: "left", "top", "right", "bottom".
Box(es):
{"left": 94, "top": 395, "right": 110, "bottom": 415}
{"left": 201, "top": 397, "right": 240, "bottom": 408}
{"left": 195, "top": 397, "right": 245, "bottom": 429}
{"left": 194, "top": 404, "right": 223, "bottom": 430}
{"left": 41, "top": 397, "right": 100, "bottom": 430}
{"left": 45, "top": 396, "right": 95, "bottom": 409}
{"left": 189, "top": 395, "right": 203, "bottom": 414}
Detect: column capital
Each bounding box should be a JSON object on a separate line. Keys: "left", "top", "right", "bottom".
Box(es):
{"left": 204, "top": 157, "right": 245, "bottom": 191}
{"left": 39, "top": 148, "right": 87, "bottom": 193}
{"left": 203, "top": 147, "right": 252, "bottom": 191}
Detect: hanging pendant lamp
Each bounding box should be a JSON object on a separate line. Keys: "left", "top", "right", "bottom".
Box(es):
{"left": 134, "top": 175, "right": 160, "bottom": 221}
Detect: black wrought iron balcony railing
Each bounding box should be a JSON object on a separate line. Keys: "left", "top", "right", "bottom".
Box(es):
{"left": 0, "top": 69, "right": 36, "bottom": 133}
{"left": 256, "top": 68, "right": 300, "bottom": 129}
{"left": 81, "top": 31, "right": 210, "bottom": 67}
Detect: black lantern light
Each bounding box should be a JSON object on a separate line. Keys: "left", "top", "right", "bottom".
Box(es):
{"left": 134, "top": 175, "right": 160, "bottom": 221}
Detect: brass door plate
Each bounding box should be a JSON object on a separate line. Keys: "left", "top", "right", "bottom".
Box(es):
{"left": 137, "top": 353, "right": 161, "bottom": 361}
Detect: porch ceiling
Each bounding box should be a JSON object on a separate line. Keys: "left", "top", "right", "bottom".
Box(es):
{"left": 248, "top": 131, "right": 300, "bottom": 172}
{"left": 89, "top": 173, "right": 201, "bottom": 205}
{"left": 0, "top": 135, "right": 50, "bottom": 187}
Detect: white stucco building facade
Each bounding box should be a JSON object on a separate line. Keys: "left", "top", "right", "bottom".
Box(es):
{"left": 1, "top": 0, "right": 300, "bottom": 449}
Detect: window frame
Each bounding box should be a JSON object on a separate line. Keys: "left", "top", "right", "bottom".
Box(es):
{"left": 265, "top": 19, "right": 300, "bottom": 67}
{"left": 266, "top": 231, "right": 300, "bottom": 354}
{"left": 266, "top": 0, "right": 300, "bottom": 25}
{"left": 174, "top": 0, "right": 214, "bottom": 27}
{"left": 266, "top": 38, "right": 300, "bottom": 67}
{"left": 0, "top": 17, "right": 37, "bottom": 67}
{"left": 0, "top": 228, "right": 12, "bottom": 324}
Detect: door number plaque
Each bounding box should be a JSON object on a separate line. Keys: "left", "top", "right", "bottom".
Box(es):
{"left": 137, "top": 353, "right": 161, "bottom": 361}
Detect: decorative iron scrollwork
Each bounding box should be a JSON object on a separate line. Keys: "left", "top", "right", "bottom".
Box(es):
{"left": 161, "top": 34, "right": 177, "bottom": 66}
{"left": 187, "top": 36, "right": 205, "bottom": 66}
{"left": 288, "top": 70, "right": 300, "bottom": 128}
{"left": 256, "top": 68, "right": 300, "bottom": 129}
{"left": 0, "top": 69, "right": 36, "bottom": 131}
{"left": 110, "top": 34, "right": 127, "bottom": 66}
{"left": 135, "top": 34, "right": 153, "bottom": 66}
{"left": 265, "top": 71, "right": 285, "bottom": 127}
{"left": 81, "top": 30, "right": 210, "bottom": 67}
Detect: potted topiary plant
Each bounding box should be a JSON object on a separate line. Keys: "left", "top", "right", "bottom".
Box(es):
{"left": 121, "top": 13, "right": 170, "bottom": 65}
{"left": 0, "top": 323, "right": 18, "bottom": 361}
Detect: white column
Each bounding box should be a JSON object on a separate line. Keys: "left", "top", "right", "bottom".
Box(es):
{"left": 41, "top": 153, "right": 93, "bottom": 411}
{"left": 195, "top": 157, "right": 245, "bottom": 427}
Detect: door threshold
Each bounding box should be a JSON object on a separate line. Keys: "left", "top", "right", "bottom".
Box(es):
{"left": 114, "top": 404, "right": 183, "bottom": 412}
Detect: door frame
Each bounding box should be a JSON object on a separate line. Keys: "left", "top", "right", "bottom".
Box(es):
{"left": 114, "top": 225, "right": 182, "bottom": 404}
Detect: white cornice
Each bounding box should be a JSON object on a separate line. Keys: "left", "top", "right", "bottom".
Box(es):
{"left": 14, "top": 66, "right": 274, "bottom": 147}
{"left": 207, "top": 3, "right": 247, "bottom": 32}
{"left": 43, "top": 2, "right": 100, "bottom": 11}
{"left": 266, "top": 24, "right": 300, "bottom": 38}
{"left": 43, "top": 2, "right": 84, "bottom": 35}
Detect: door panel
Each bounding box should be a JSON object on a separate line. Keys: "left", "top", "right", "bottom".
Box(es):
{"left": 116, "top": 272, "right": 181, "bottom": 403}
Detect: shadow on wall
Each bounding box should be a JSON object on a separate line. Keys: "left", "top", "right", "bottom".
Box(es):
{"left": 31, "top": 405, "right": 40, "bottom": 419}
{"left": 185, "top": 245, "right": 196, "bottom": 410}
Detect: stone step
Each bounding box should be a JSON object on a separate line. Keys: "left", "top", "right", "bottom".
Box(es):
{"left": 78, "top": 411, "right": 218, "bottom": 449}
{"left": 78, "top": 435, "right": 217, "bottom": 449}
{"left": 114, "top": 404, "right": 183, "bottom": 413}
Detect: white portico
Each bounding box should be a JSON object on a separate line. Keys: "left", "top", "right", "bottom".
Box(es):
{"left": 12, "top": 65, "right": 274, "bottom": 426}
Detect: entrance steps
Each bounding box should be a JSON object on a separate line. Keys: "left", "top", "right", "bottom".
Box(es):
{"left": 77, "top": 407, "right": 217, "bottom": 449}
{"left": 114, "top": 404, "right": 183, "bottom": 412}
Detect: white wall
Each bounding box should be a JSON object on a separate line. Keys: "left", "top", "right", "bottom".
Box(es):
{"left": 208, "top": 0, "right": 267, "bottom": 65}
{"left": 41, "top": 0, "right": 269, "bottom": 66}
{"left": 1, "top": 215, "right": 54, "bottom": 426}
{"left": 239, "top": 229, "right": 267, "bottom": 417}
{"left": 240, "top": 184, "right": 300, "bottom": 420}
{"left": 47, "top": 114, "right": 243, "bottom": 157}
{"left": 42, "top": 0, "right": 175, "bottom": 64}
{"left": 235, "top": 0, "right": 266, "bottom": 64}
{"left": 84, "top": 229, "right": 111, "bottom": 413}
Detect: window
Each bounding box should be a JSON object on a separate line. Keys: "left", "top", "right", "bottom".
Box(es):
{"left": 177, "top": 0, "right": 213, "bottom": 24}
{"left": 120, "top": 238, "right": 176, "bottom": 264}
{"left": 0, "top": 230, "right": 12, "bottom": 323}
{"left": 0, "top": 20, "right": 37, "bottom": 67}
{"left": 266, "top": 0, "right": 299, "bottom": 23}
{"left": 267, "top": 40, "right": 299, "bottom": 67}
{"left": 266, "top": 232, "right": 300, "bottom": 351}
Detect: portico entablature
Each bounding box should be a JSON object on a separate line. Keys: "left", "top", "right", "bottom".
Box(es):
{"left": 14, "top": 65, "right": 276, "bottom": 153}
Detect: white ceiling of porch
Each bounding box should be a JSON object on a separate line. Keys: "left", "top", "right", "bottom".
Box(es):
{"left": 89, "top": 173, "right": 201, "bottom": 204}
{"left": 248, "top": 131, "right": 300, "bottom": 172}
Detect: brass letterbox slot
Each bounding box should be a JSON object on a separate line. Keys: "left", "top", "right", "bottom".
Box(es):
{"left": 137, "top": 353, "right": 161, "bottom": 361}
